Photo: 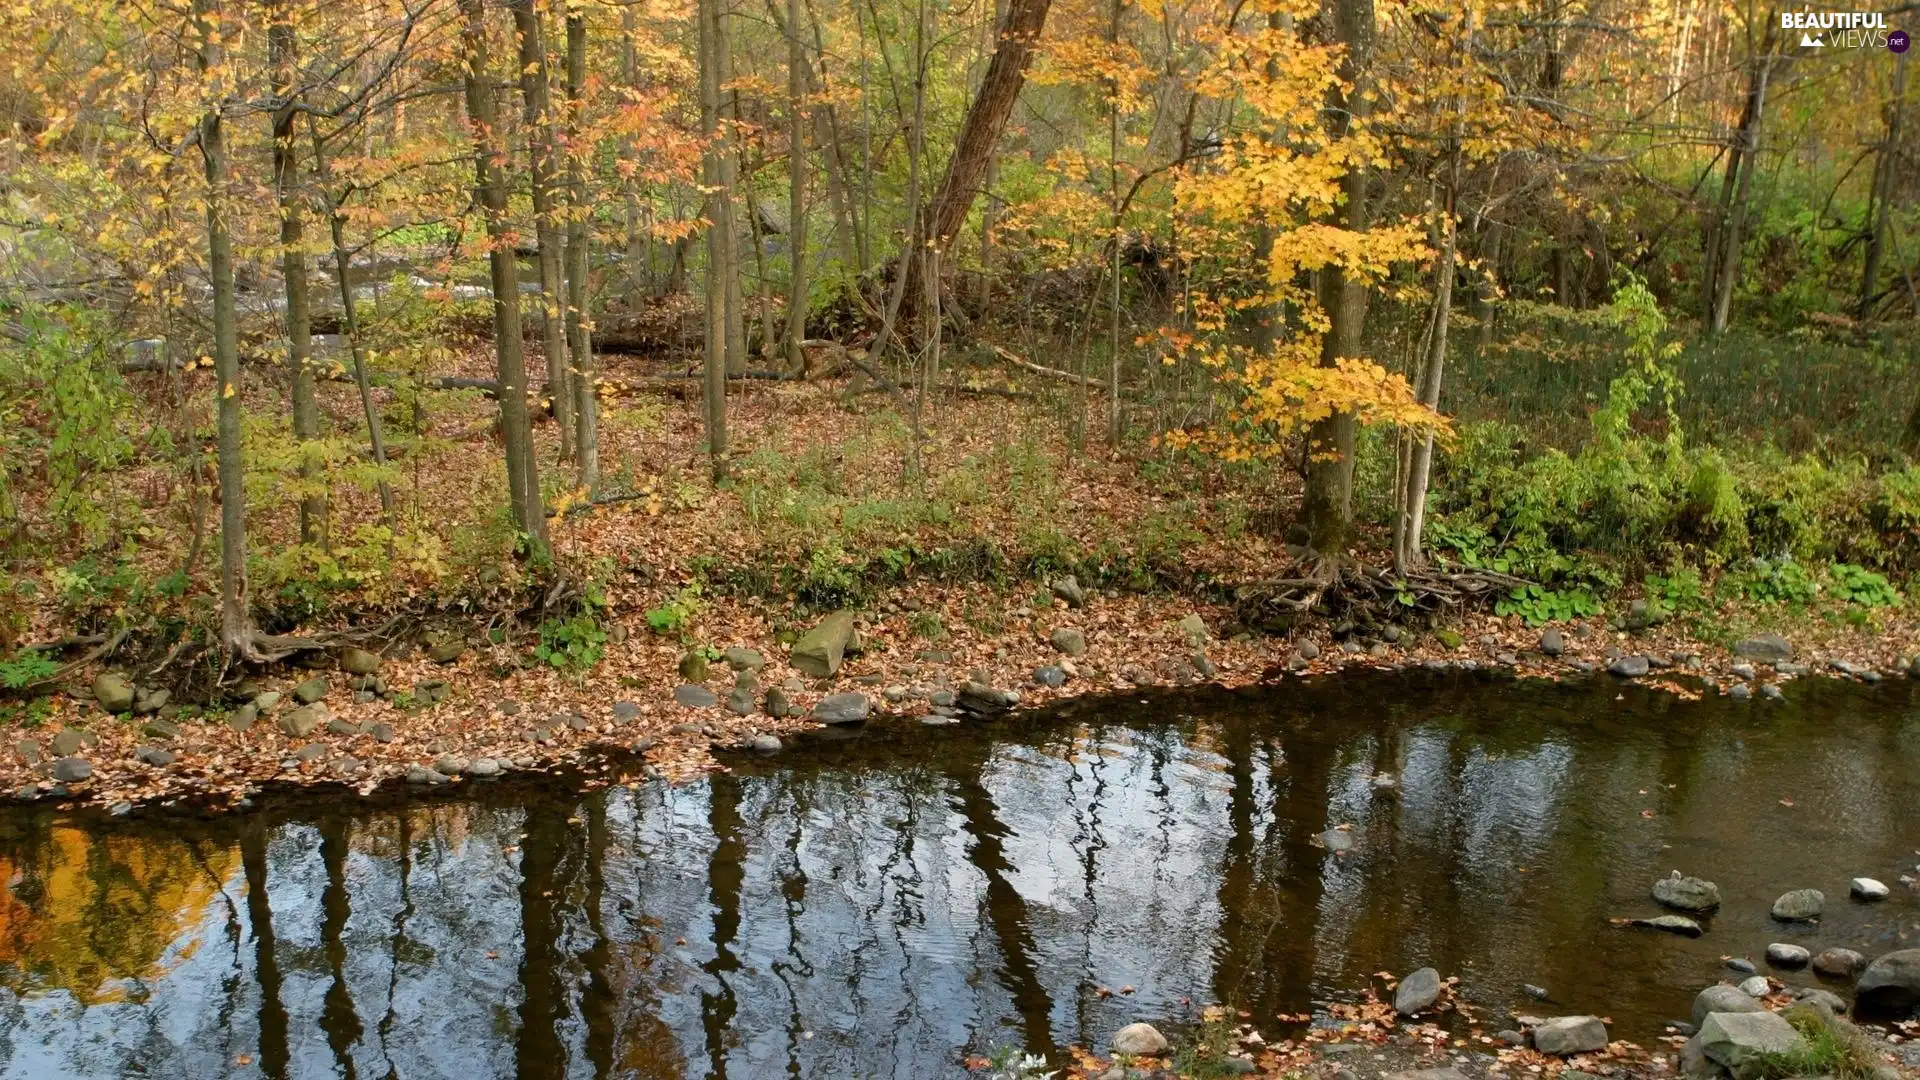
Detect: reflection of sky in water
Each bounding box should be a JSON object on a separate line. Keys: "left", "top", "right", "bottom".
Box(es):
{"left": 1, "top": 675, "right": 1917, "bottom": 1079}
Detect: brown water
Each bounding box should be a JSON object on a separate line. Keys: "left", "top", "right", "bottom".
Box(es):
{"left": 2, "top": 671, "right": 1917, "bottom": 1079}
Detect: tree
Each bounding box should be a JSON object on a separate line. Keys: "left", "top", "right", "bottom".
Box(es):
{"left": 700, "top": 0, "right": 731, "bottom": 479}
{"left": 563, "top": 2, "right": 598, "bottom": 492}
{"left": 269, "top": 0, "right": 324, "bottom": 546}
{"left": 511, "top": 0, "right": 575, "bottom": 454}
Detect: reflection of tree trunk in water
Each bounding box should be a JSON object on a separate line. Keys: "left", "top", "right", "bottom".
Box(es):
{"left": 581, "top": 793, "right": 616, "bottom": 1077}
{"left": 242, "top": 821, "right": 290, "bottom": 1080}
{"left": 1239, "top": 722, "right": 1337, "bottom": 1017}
{"left": 1069, "top": 731, "right": 1110, "bottom": 1041}
{"left": 318, "top": 817, "right": 364, "bottom": 1078}
{"left": 947, "top": 744, "right": 1055, "bottom": 1057}
{"left": 702, "top": 772, "right": 747, "bottom": 1079}
{"left": 772, "top": 781, "right": 814, "bottom": 1075}
{"left": 1211, "top": 719, "right": 1258, "bottom": 1006}
{"left": 516, "top": 803, "right": 569, "bottom": 1079}
{"left": 376, "top": 812, "right": 415, "bottom": 1080}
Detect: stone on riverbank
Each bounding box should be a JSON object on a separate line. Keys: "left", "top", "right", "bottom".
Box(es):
{"left": 51, "top": 757, "right": 91, "bottom": 783}
{"left": 1051, "top": 627, "right": 1087, "bottom": 656}
{"left": 1733, "top": 634, "right": 1794, "bottom": 662}
{"left": 406, "top": 765, "right": 450, "bottom": 786}
{"left": 792, "top": 611, "right": 857, "bottom": 678}
{"left": 340, "top": 648, "right": 381, "bottom": 675}
{"left": 129, "top": 685, "right": 165, "bottom": 715}
{"left": 1697, "top": 1011, "right": 1801, "bottom": 1076}
{"left": 1693, "top": 985, "right": 1764, "bottom": 1026}
{"left": 812, "top": 692, "right": 870, "bottom": 724}
{"left": 1609, "top": 655, "right": 1650, "bottom": 677}
{"left": 1654, "top": 872, "right": 1722, "bottom": 912}
{"left": 1531, "top": 1016, "right": 1608, "bottom": 1055}
{"left": 673, "top": 684, "right": 717, "bottom": 708}
{"left": 1051, "top": 576, "right": 1086, "bottom": 608}
{"left": 292, "top": 677, "right": 329, "bottom": 704}
{"left": 958, "top": 682, "right": 1020, "bottom": 714}
{"left": 92, "top": 672, "right": 135, "bottom": 712}
{"left": 427, "top": 640, "right": 467, "bottom": 664}
{"left": 279, "top": 703, "right": 328, "bottom": 738}
{"left": 1111, "top": 1022, "right": 1168, "bottom": 1056}
{"left": 1738, "top": 976, "right": 1770, "bottom": 997}
{"left": 1771, "top": 889, "right": 1824, "bottom": 921}
{"left": 1851, "top": 877, "right": 1890, "bottom": 901}
{"left": 748, "top": 734, "right": 781, "bottom": 752}
{"left": 1393, "top": 967, "right": 1443, "bottom": 1016}
{"left": 1857, "top": 949, "right": 1920, "bottom": 1012}
{"left": 1539, "top": 629, "right": 1565, "bottom": 657}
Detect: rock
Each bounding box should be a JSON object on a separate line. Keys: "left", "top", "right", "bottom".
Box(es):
{"left": 1725, "top": 958, "right": 1757, "bottom": 975}
{"left": 327, "top": 717, "right": 360, "bottom": 737}
{"left": 1697, "top": 1010, "right": 1801, "bottom": 1075}
{"left": 1297, "top": 639, "right": 1321, "bottom": 660}
{"left": 1631, "top": 915, "right": 1704, "bottom": 936}
{"left": 1792, "top": 987, "right": 1848, "bottom": 1013}
{"left": 792, "top": 611, "right": 858, "bottom": 678}
{"left": 466, "top": 757, "right": 502, "bottom": 778}
{"left": 222, "top": 703, "right": 257, "bottom": 731}
{"left": 673, "top": 684, "right": 718, "bottom": 708}
{"left": 293, "top": 743, "right": 326, "bottom": 762}
{"left": 132, "top": 687, "right": 170, "bottom": 714}
{"left": 141, "top": 718, "right": 180, "bottom": 740}
{"left": 1678, "top": 1034, "right": 1719, "bottom": 1078}
{"left": 669, "top": 722, "right": 705, "bottom": 735}
{"left": 812, "top": 692, "right": 870, "bottom": 724}
{"left": 1654, "top": 873, "right": 1723, "bottom": 912}
{"left": 1052, "top": 576, "right": 1086, "bottom": 608}
{"left": 50, "top": 757, "right": 92, "bottom": 783}
{"left": 1859, "top": 949, "right": 1920, "bottom": 1012}
{"left": 1496, "top": 651, "right": 1520, "bottom": 666}
{"left": 414, "top": 679, "right": 450, "bottom": 705}
{"left": 427, "top": 640, "right": 467, "bottom": 664}
{"left": 1694, "top": 985, "right": 1765, "bottom": 1026}
{"left": 1524, "top": 983, "right": 1550, "bottom": 1001}
{"left": 134, "top": 745, "right": 175, "bottom": 767}
{"left": 1851, "top": 877, "right": 1890, "bottom": 901}
{"left": 349, "top": 675, "right": 384, "bottom": 695}
{"left": 1318, "top": 829, "right": 1356, "bottom": 853}
{"left": 92, "top": 672, "right": 135, "bottom": 712}
{"left": 1771, "top": 889, "right": 1824, "bottom": 921}
{"left": 678, "top": 652, "right": 710, "bottom": 681}
{"left": 929, "top": 689, "right": 955, "bottom": 706}
{"left": 1814, "top": 948, "right": 1867, "bottom": 979}
{"left": 340, "top": 648, "right": 381, "bottom": 675}
{"left": 748, "top": 734, "right": 781, "bottom": 752}
{"left": 612, "top": 701, "right": 640, "bottom": 723}
{"left": 1531, "top": 1016, "right": 1608, "bottom": 1056}
{"left": 1760, "top": 684, "right": 1783, "bottom": 701}
{"left": 1525, "top": 629, "right": 1558, "bottom": 656}
{"left": 1609, "top": 655, "right": 1651, "bottom": 677}
{"left": 1111, "top": 1022, "right": 1169, "bottom": 1057}
{"left": 1766, "top": 943, "right": 1810, "bottom": 968}
{"left": 406, "top": 765, "right": 450, "bottom": 786}
{"left": 1340, "top": 640, "right": 1365, "bottom": 655}
{"left": 1728, "top": 683, "right": 1752, "bottom": 700}
{"left": 1051, "top": 627, "right": 1087, "bottom": 656}
{"left": 1383, "top": 1071, "right": 1467, "bottom": 1080}
{"left": 279, "top": 703, "right": 329, "bottom": 738}
{"left": 292, "top": 677, "right": 330, "bottom": 704}
{"left": 764, "top": 688, "right": 793, "bottom": 718}
{"left": 723, "top": 646, "right": 765, "bottom": 672}
{"left": 1033, "top": 665, "right": 1067, "bottom": 689}
{"left": 14, "top": 739, "right": 41, "bottom": 766}
{"left": 1394, "top": 967, "right": 1443, "bottom": 1015}
{"left": 958, "top": 682, "right": 1021, "bottom": 714}
{"left": 1175, "top": 613, "right": 1209, "bottom": 648}
{"left": 1738, "top": 976, "right": 1770, "bottom": 997}
{"left": 1733, "top": 634, "right": 1794, "bottom": 662}
{"left": 253, "top": 691, "right": 282, "bottom": 711}
{"left": 432, "top": 754, "right": 468, "bottom": 775}
{"left": 1494, "top": 1030, "right": 1527, "bottom": 1048}
{"left": 368, "top": 723, "right": 396, "bottom": 743}
{"left": 726, "top": 688, "right": 755, "bottom": 716}
{"left": 50, "top": 728, "right": 87, "bottom": 756}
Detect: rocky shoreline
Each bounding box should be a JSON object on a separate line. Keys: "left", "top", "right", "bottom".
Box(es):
{"left": 6, "top": 574, "right": 1919, "bottom": 814}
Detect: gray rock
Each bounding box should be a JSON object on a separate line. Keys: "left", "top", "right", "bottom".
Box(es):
{"left": 1731, "top": 662, "right": 1756, "bottom": 679}
{"left": 1760, "top": 684, "right": 1784, "bottom": 700}
{"left": 1851, "top": 877, "right": 1890, "bottom": 901}
{"left": 432, "top": 754, "right": 469, "bottom": 775}
{"left": 50, "top": 728, "right": 86, "bottom": 757}
{"left": 293, "top": 743, "right": 327, "bottom": 762}
{"left": 466, "top": 757, "right": 502, "bottom": 778}
{"left": 958, "top": 682, "right": 1020, "bottom": 713}
{"left": 747, "top": 734, "right": 781, "bottom": 752}
{"left": 368, "top": 723, "right": 397, "bottom": 743}
{"left": 1394, "top": 967, "right": 1443, "bottom": 1015}
{"left": 1728, "top": 683, "right": 1752, "bottom": 700}
{"left": 1530, "top": 1016, "right": 1608, "bottom": 1056}
{"left": 812, "top": 692, "right": 871, "bottom": 724}
{"left": 51, "top": 757, "right": 92, "bottom": 783}
{"left": 1694, "top": 985, "right": 1765, "bottom": 1026}
{"left": 1654, "top": 873, "right": 1723, "bottom": 912}
{"left": 1678, "top": 1034, "right": 1721, "bottom": 1078}
{"left": 791, "top": 611, "right": 857, "bottom": 678}
{"left": 1052, "top": 576, "right": 1086, "bottom": 608}
{"left": 726, "top": 688, "right": 755, "bottom": 716}
{"left": 678, "top": 652, "right": 710, "bottom": 681}
{"left": 1738, "top": 976, "right": 1770, "bottom": 997}
{"left": 1318, "top": 829, "right": 1356, "bottom": 853}
{"left": 1051, "top": 627, "right": 1088, "bottom": 656}
{"left": 92, "top": 672, "right": 135, "bottom": 712}
{"left": 673, "top": 684, "right": 718, "bottom": 708}
{"left": 612, "top": 701, "right": 640, "bottom": 723}
{"left": 1859, "top": 949, "right": 1920, "bottom": 1012}
{"left": 1632, "top": 914, "right": 1704, "bottom": 936}
{"left": 1725, "top": 958, "right": 1757, "bottom": 975}
{"left": 14, "top": 739, "right": 41, "bottom": 766}
{"left": 427, "top": 640, "right": 467, "bottom": 664}
{"left": 1176, "top": 613, "right": 1209, "bottom": 648}
{"left": 1524, "top": 983, "right": 1550, "bottom": 1001}
{"left": 134, "top": 745, "right": 175, "bottom": 767}
{"left": 1766, "top": 943, "right": 1810, "bottom": 967}
{"left": 228, "top": 704, "right": 258, "bottom": 732}
{"left": 132, "top": 688, "right": 170, "bottom": 714}
{"left": 1771, "top": 888, "right": 1824, "bottom": 921}
{"left": 764, "top": 687, "right": 793, "bottom": 718}
{"left": 1609, "top": 655, "right": 1651, "bottom": 677}
{"left": 723, "top": 646, "right": 765, "bottom": 672}
{"left": 1111, "top": 1022, "right": 1169, "bottom": 1056}
{"left": 279, "top": 703, "right": 329, "bottom": 738}
{"left": 253, "top": 691, "right": 282, "bottom": 711}
{"left": 141, "top": 718, "right": 180, "bottom": 739}
{"left": 1697, "top": 1010, "right": 1801, "bottom": 1075}
{"left": 327, "top": 718, "right": 360, "bottom": 736}
{"left": 1539, "top": 629, "right": 1565, "bottom": 657}
{"left": 929, "top": 689, "right": 956, "bottom": 707}
{"left": 292, "top": 677, "right": 330, "bottom": 704}
{"left": 1733, "top": 634, "right": 1794, "bottom": 662}
{"left": 340, "top": 648, "right": 381, "bottom": 675}
{"left": 1383, "top": 1070, "right": 1467, "bottom": 1080}
{"left": 496, "top": 699, "right": 522, "bottom": 716}
{"left": 1792, "top": 986, "right": 1848, "bottom": 1013}
{"left": 406, "top": 765, "right": 450, "bottom": 785}
{"left": 1297, "top": 639, "right": 1321, "bottom": 660}
{"left": 1814, "top": 948, "right": 1867, "bottom": 979}
{"left": 1033, "top": 665, "right": 1067, "bottom": 689}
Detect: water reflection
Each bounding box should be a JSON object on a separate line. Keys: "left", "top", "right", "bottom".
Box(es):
{"left": 3, "top": 673, "right": 1918, "bottom": 1078}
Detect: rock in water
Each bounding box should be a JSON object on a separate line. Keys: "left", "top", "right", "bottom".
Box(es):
{"left": 1858, "top": 949, "right": 1920, "bottom": 1013}
{"left": 1394, "top": 967, "right": 1443, "bottom": 1016}
{"left": 1653, "top": 873, "right": 1722, "bottom": 912}
{"left": 1851, "top": 877, "right": 1890, "bottom": 901}
{"left": 747, "top": 734, "right": 781, "bottom": 752}
{"left": 812, "top": 692, "right": 870, "bottom": 724}
{"left": 1732, "top": 634, "right": 1794, "bottom": 662}
{"left": 1766, "top": 943, "right": 1810, "bottom": 967}
{"left": 1770, "top": 889, "right": 1824, "bottom": 921}
{"left": 92, "top": 672, "right": 135, "bottom": 712}
{"left": 1608, "top": 655, "right": 1651, "bottom": 677}
{"left": 1813, "top": 948, "right": 1866, "bottom": 979}
{"left": 957, "top": 682, "right": 1020, "bottom": 714}
{"left": 405, "top": 765, "right": 450, "bottom": 786}
{"left": 1697, "top": 1011, "right": 1801, "bottom": 1074}
{"left": 791, "top": 611, "right": 857, "bottom": 678}
{"left": 1531, "top": 1016, "right": 1608, "bottom": 1056}
{"left": 1632, "top": 915, "right": 1704, "bottom": 937}
{"left": 1317, "top": 829, "right": 1356, "bottom": 853}
{"left": 1692, "top": 985, "right": 1764, "bottom": 1026}
{"left": 1111, "top": 1022, "right": 1169, "bottom": 1057}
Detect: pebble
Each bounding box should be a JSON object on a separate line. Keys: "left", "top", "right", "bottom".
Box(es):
{"left": 1765, "top": 943, "right": 1810, "bottom": 967}
{"left": 1724, "top": 957, "right": 1758, "bottom": 975}
{"left": 134, "top": 746, "right": 175, "bottom": 767}
{"left": 612, "top": 701, "right": 641, "bottom": 723}
{"left": 673, "top": 685, "right": 718, "bottom": 708}
{"left": 1731, "top": 663, "right": 1756, "bottom": 679}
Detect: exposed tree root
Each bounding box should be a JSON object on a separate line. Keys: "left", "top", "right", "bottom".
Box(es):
{"left": 1232, "top": 561, "right": 1531, "bottom": 632}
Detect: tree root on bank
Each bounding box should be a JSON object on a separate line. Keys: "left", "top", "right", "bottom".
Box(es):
{"left": 1231, "top": 561, "right": 1531, "bottom": 632}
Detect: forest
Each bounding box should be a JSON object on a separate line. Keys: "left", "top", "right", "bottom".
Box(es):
{"left": 1, "top": 0, "right": 1918, "bottom": 772}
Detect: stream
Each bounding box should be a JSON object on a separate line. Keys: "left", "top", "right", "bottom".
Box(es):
{"left": 2, "top": 672, "right": 1917, "bottom": 1078}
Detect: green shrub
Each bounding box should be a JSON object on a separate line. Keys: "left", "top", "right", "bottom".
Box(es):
{"left": 1829, "top": 563, "right": 1899, "bottom": 608}
{"left": 533, "top": 610, "right": 608, "bottom": 671}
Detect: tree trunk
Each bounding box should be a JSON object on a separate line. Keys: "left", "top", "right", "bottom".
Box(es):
{"left": 1299, "top": 0, "right": 1374, "bottom": 556}
{"left": 785, "top": 0, "right": 808, "bottom": 372}
{"left": 510, "top": 0, "right": 574, "bottom": 454}
{"left": 700, "top": 0, "right": 730, "bottom": 479}
{"left": 620, "top": 4, "right": 649, "bottom": 308}
{"left": 1397, "top": 166, "right": 1457, "bottom": 570}
{"left": 1707, "top": 39, "right": 1774, "bottom": 336}
{"left": 462, "top": 0, "right": 547, "bottom": 541}
{"left": 269, "top": 4, "right": 324, "bottom": 546}
{"left": 564, "top": 8, "right": 597, "bottom": 494}
{"left": 719, "top": 1, "right": 748, "bottom": 376}
{"left": 1861, "top": 50, "right": 1907, "bottom": 319}
{"left": 1105, "top": 0, "right": 1122, "bottom": 444}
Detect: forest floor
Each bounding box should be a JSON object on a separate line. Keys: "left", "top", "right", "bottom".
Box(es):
{"left": 7, "top": 335, "right": 1920, "bottom": 811}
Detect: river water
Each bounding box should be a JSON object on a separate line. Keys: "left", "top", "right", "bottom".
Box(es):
{"left": 2, "top": 672, "right": 1916, "bottom": 1078}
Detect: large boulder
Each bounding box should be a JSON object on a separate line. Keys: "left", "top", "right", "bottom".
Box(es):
{"left": 1696, "top": 1011, "right": 1801, "bottom": 1078}
{"left": 1531, "top": 1016, "right": 1608, "bottom": 1056}
{"left": 1857, "top": 949, "right": 1920, "bottom": 1013}
{"left": 792, "top": 611, "right": 857, "bottom": 678}
{"left": 1693, "top": 985, "right": 1764, "bottom": 1026}
{"left": 1111, "top": 1022, "right": 1168, "bottom": 1057}
{"left": 1654, "top": 873, "right": 1722, "bottom": 912}
{"left": 92, "top": 672, "right": 135, "bottom": 713}
{"left": 1732, "top": 634, "right": 1793, "bottom": 662}
{"left": 1394, "top": 967, "right": 1443, "bottom": 1016}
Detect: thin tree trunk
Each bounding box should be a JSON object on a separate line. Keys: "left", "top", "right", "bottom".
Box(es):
{"left": 786, "top": 0, "right": 808, "bottom": 372}
{"left": 511, "top": 0, "right": 574, "bottom": 455}
{"left": 270, "top": 4, "right": 324, "bottom": 546}
{"left": 1398, "top": 158, "right": 1458, "bottom": 570}
{"left": 620, "top": 4, "right": 648, "bottom": 308}
{"left": 462, "top": 0, "right": 547, "bottom": 540}
{"left": 700, "top": 0, "right": 730, "bottom": 479}
{"left": 1708, "top": 35, "right": 1774, "bottom": 336}
{"left": 1861, "top": 50, "right": 1907, "bottom": 319}
{"left": 719, "top": 0, "right": 748, "bottom": 376}
{"left": 564, "top": 7, "right": 597, "bottom": 493}
{"left": 1106, "top": 0, "right": 1122, "bottom": 444}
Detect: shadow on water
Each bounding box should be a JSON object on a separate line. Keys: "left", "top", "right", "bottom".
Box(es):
{"left": 3, "top": 671, "right": 1919, "bottom": 1078}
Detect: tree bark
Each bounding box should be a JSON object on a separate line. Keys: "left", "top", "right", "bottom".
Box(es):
{"left": 700, "top": 0, "right": 730, "bottom": 479}
{"left": 1707, "top": 34, "right": 1774, "bottom": 336}
{"left": 510, "top": 0, "right": 574, "bottom": 455}
{"left": 785, "top": 0, "right": 808, "bottom": 372}
{"left": 564, "top": 7, "right": 597, "bottom": 494}
{"left": 1299, "top": 0, "right": 1374, "bottom": 556}
{"left": 1397, "top": 168, "right": 1457, "bottom": 570}
{"left": 718, "top": 0, "right": 748, "bottom": 376}
{"left": 269, "top": 3, "right": 324, "bottom": 546}
{"left": 1861, "top": 50, "right": 1907, "bottom": 320}
{"left": 462, "top": 0, "right": 548, "bottom": 541}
